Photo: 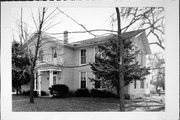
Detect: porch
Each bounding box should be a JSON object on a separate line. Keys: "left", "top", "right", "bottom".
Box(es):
{"left": 34, "top": 68, "right": 62, "bottom": 96}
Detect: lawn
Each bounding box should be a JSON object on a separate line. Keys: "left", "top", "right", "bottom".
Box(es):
{"left": 12, "top": 95, "right": 165, "bottom": 112}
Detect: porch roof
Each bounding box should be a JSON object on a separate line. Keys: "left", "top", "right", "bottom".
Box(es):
{"left": 36, "top": 63, "right": 62, "bottom": 71}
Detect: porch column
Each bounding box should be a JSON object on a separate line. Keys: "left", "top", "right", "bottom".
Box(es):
{"left": 49, "top": 70, "right": 53, "bottom": 87}
{"left": 38, "top": 71, "right": 41, "bottom": 96}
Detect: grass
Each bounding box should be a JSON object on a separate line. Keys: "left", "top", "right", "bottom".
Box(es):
{"left": 12, "top": 95, "right": 165, "bottom": 112}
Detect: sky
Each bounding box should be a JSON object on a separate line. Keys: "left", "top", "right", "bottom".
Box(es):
{"left": 11, "top": 7, "right": 164, "bottom": 54}
{"left": 11, "top": 7, "right": 115, "bottom": 41}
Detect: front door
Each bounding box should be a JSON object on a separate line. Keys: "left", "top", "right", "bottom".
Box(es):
{"left": 53, "top": 75, "right": 57, "bottom": 85}
{"left": 53, "top": 71, "right": 57, "bottom": 85}
{"left": 41, "top": 71, "right": 49, "bottom": 94}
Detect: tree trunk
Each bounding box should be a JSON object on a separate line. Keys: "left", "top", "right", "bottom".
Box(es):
{"left": 116, "top": 7, "right": 125, "bottom": 111}
{"left": 29, "top": 68, "right": 34, "bottom": 103}
{"left": 29, "top": 7, "right": 46, "bottom": 103}
{"left": 117, "top": 81, "right": 120, "bottom": 98}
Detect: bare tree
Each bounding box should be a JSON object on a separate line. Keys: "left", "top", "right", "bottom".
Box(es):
{"left": 110, "top": 7, "right": 165, "bottom": 50}
{"left": 17, "top": 7, "right": 63, "bottom": 103}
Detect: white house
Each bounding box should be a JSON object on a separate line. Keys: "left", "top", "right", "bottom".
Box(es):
{"left": 21, "top": 29, "right": 151, "bottom": 97}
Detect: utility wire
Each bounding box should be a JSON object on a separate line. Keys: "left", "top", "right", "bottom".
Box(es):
{"left": 57, "top": 8, "right": 97, "bottom": 37}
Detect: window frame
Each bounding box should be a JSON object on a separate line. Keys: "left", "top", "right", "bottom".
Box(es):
{"left": 53, "top": 50, "right": 57, "bottom": 58}
{"left": 80, "top": 49, "right": 86, "bottom": 65}
{"left": 39, "top": 50, "right": 43, "bottom": 62}
{"left": 80, "top": 72, "right": 87, "bottom": 88}
{"left": 53, "top": 71, "right": 57, "bottom": 85}
{"left": 94, "top": 80, "right": 101, "bottom": 89}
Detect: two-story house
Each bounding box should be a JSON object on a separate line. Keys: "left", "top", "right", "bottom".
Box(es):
{"left": 21, "top": 29, "right": 151, "bottom": 97}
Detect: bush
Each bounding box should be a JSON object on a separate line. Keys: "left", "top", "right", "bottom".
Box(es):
{"left": 75, "top": 88, "right": 90, "bottom": 97}
{"left": 90, "top": 89, "right": 103, "bottom": 97}
{"left": 101, "top": 90, "right": 117, "bottom": 98}
{"left": 67, "top": 91, "right": 75, "bottom": 97}
{"left": 41, "top": 91, "right": 47, "bottom": 96}
{"left": 49, "top": 84, "right": 69, "bottom": 98}
{"left": 90, "top": 89, "right": 117, "bottom": 98}
{"left": 124, "top": 94, "right": 130, "bottom": 100}
{"left": 22, "top": 90, "right": 38, "bottom": 97}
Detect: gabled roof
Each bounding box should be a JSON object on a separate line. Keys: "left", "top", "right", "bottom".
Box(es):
{"left": 21, "top": 29, "right": 151, "bottom": 54}
{"left": 71, "top": 29, "right": 145, "bottom": 47}
{"left": 70, "top": 29, "right": 151, "bottom": 54}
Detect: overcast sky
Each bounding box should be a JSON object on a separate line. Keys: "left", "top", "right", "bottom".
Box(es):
{"left": 11, "top": 7, "right": 164, "bottom": 54}
{"left": 11, "top": 8, "right": 116, "bottom": 41}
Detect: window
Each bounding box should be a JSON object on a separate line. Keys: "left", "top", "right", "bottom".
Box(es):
{"left": 80, "top": 72, "right": 86, "bottom": 88}
{"left": 52, "top": 47, "right": 57, "bottom": 58}
{"left": 81, "top": 49, "right": 86, "bottom": 64}
{"left": 95, "top": 81, "right": 100, "bottom": 89}
{"left": 54, "top": 51, "right": 57, "bottom": 58}
{"left": 140, "top": 80, "right": 144, "bottom": 89}
{"left": 39, "top": 50, "right": 43, "bottom": 62}
{"left": 134, "top": 80, "right": 137, "bottom": 89}
{"left": 53, "top": 76, "right": 57, "bottom": 85}
{"left": 132, "top": 45, "right": 138, "bottom": 63}
{"left": 94, "top": 75, "right": 101, "bottom": 89}
{"left": 53, "top": 71, "right": 57, "bottom": 85}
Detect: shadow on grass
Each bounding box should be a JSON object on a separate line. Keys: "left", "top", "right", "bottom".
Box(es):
{"left": 126, "top": 104, "right": 165, "bottom": 111}
{"left": 12, "top": 95, "right": 165, "bottom": 112}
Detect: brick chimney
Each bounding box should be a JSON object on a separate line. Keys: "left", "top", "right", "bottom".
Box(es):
{"left": 64, "top": 31, "right": 68, "bottom": 43}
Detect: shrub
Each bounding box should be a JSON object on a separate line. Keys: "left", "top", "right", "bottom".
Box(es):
{"left": 75, "top": 88, "right": 90, "bottom": 97}
{"left": 124, "top": 94, "right": 130, "bottom": 100}
{"left": 49, "top": 84, "right": 69, "bottom": 98}
{"left": 22, "top": 90, "right": 38, "bottom": 97}
{"left": 90, "top": 89, "right": 103, "bottom": 97}
{"left": 67, "top": 91, "right": 75, "bottom": 97}
{"left": 41, "top": 91, "right": 47, "bottom": 96}
{"left": 90, "top": 89, "right": 117, "bottom": 98}
{"left": 101, "top": 90, "right": 117, "bottom": 98}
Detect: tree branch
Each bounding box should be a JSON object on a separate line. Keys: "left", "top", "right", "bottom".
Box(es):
{"left": 57, "top": 7, "right": 97, "bottom": 37}
{"left": 149, "top": 42, "right": 165, "bottom": 50}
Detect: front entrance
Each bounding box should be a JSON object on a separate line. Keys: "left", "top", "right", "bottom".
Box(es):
{"left": 35, "top": 69, "right": 61, "bottom": 96}
{"left": 41, "top": 71, "right": 50, "bottom": 94}
{"left": 53, "top": 72, "right": 57, "bottom": 85}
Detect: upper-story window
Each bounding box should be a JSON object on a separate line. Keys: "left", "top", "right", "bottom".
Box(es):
{"left": 52, "top": 47, "right": 57, "bottom": 59}
{"left": 39, "top": 50, "right": 43, "bottom": 62}
{"left": 54, "top": 51, "right": 57, "bottom": 58}
{"left": 81, "top": 49, "right": 86, "bottom": 64}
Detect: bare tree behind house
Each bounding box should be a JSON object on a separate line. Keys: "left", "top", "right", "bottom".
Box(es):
{"left": 110, "top": 7, "right": 165, "bottom": 50}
